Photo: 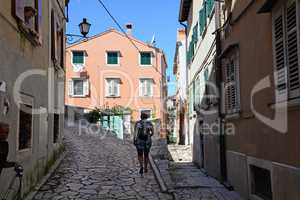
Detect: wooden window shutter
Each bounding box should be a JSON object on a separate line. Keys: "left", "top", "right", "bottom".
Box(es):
{"left": 83, "top": 79, "right": 89, "bottom": 96}
{"left": 68, "top": 80, "right": 73, "bottom": 96}
{"left": 60, "top": 30, "right": 65, "bottom": 68}
{"left": 224, "top": 58, "right": 239, "bottom": 113}
{"left": 146, "top": 80, "right": 152, "bottom": 96}
{"left": 286, "top": 0, "right": 300, "bottom": 98}
{"left": 199, "top": 9, "right": 204, "bottom": 35}
{"left": 272, "top": 7, "right": 288, "bottom": 102}
{"left": 139, "top": 80, "right": 143, "bottom": 96}
{"left": 51, "top": 10, "right": 58, "bottom": 62}
{"left": 108, "top": 80, "right": 112, "bottom": 96}
{"left": 206, "top": 0, "right": 214, "bottom": 17}
{"left": 105, "top": 80, "right": 109, "bottom": 96}
{"left": 12, "top": 0, "right": 25, "bottom": 22}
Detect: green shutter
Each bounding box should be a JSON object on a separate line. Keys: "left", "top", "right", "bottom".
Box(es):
{"left": 107, "top": 52, "right": 118, "bottom": 64}
{"left": 187, "top": 49, "right": 191, "bottom": 64}
{"left": 193, "top": 24, "right": 198, "bottom": 44}
{"left": 73, "top": 51, "right": 84, "bottom": 64}
{"left": 141, "top": 52, "right": 151, "bottom": 65}
{"left": 199, "top": 9, "right": 204, "bottom": 35}
{"left": 189, "top": 42, "right": 194, "bottom": 59}
{"left": 206, "top": 0, "right": 214, "bottom": 17}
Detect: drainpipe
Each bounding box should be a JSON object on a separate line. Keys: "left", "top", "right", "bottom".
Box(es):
{"left": 180, "top": 22, "right": 190, "bottom": 145}
{"left": 214, "top": 1, "right": 228, "bottom": 185}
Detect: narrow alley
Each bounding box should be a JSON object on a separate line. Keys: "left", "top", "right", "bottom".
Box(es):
{"left": 32, "top": 127, "right": 172, "bottom": 200}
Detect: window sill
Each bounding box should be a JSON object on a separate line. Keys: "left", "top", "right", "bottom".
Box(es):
{"left": 105, "top": 96, "right": 121, "bottom": 98}
{"left": 72, "top": 64, "right": 85, "bottom": 67}
{"left": 140, "top": 64, "right": 153, "bottom": 67}
{"left": 18, "top": 22, "right": 41, "bottom": 47}
{"left": 139, "top": 96, "right": 153, "bottom": 98}
{"left": 71, "top": 95, "right": 87, "bottom": 98}
{"left": 225, "top": 112, "right": 240, "bottom": 121}
{"left": 17, "top": 148, "right": 33, "bottom": 161}
{"left": 106, "top": 64, "right": 120, "bottom": 67}
{"left": 269, "top": 98, "right": 300, "bottom": 111}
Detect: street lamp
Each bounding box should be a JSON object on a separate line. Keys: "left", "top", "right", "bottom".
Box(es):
{"left": 66, "top": 18, "right": 91, "bottom": 44}
{"left": 79, "top": 18, "right": 91, "bottom": 38}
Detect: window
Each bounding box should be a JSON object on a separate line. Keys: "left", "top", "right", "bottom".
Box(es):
{"left": 72, "top": 51, "right": 85, "bottom": 65}
{"left": 139, "top": 79, "right": 153, "bottom": 97}
{"left": 106, "top": 78, "right": 121, "bottom": 97}
{"left": 51, "top": 9, "right": 64, "bottom": 66}
{"left": 140, "top": 52, "right": 152, "bottom": 65}
{"left": 107, "top": 51, "right": 119, "bottom": 65}
{"left": 12, "top": 0, "right": 42, "bottom": 44}
{"left": 272, "top": 0, "right": 300, "bottom": 101}
{"left": 223, "top": 50, "right": 240, "bottom": 114}
{"left": 250, "top": 165, "right": 273, "bottom": 200}
{"left": 53, "top": 114, "right": 59, "bottom": 143}
{"left": 18, "top": 104, "right": 33, "bottom": 150}
{"left": 68, "top": 79, "right": 89, "bottom": 97}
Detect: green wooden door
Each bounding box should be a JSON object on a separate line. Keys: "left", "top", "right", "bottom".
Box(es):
{"left": 112, "top": 115, "right": 123, "bottom": 139}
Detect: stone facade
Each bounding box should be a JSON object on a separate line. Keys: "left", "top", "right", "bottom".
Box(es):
{"left": 0, "top": 0, "right": 67, "bottom": 199}
{"left": 178, "top": 0, "right": 223, "bottom": 180}
{"left": 220, "top": 0, "right": 300, "bottom": 199}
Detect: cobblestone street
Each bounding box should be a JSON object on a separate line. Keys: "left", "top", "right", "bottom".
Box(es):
{"left": 32, "top": 128, "right": 173, "bottom": 200}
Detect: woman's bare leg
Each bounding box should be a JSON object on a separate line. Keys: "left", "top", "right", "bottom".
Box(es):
{"left": 138, "top": 151, "right": 144, "bottom": 174}
{"left": 144, "top": 151, "right": 149, "bottom": 173}
{"left": 138, "top": 154, "right": 143, "bottom": 168}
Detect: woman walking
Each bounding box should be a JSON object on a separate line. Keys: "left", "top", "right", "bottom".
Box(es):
{"left": 134, "top": 112, "right": 154, "bottom": 175}
{"left": 0, "top": 122, "right": 16, "bottom": 175}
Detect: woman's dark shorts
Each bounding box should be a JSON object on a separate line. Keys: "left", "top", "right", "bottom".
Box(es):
{"left": 135, "top": 139, "right": 152, "bottom": 156}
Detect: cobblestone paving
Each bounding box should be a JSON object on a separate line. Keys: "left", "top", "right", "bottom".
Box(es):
{"left": 33, "top": 129, "right": 173, "bottom": 200}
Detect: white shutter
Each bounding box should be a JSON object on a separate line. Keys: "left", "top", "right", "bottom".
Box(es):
{"left": 51, "top": 10, "right": 58, "bottom": 62}
{"left": 107, "top": 79, "right": 112, "bottom": 96}
{"left": 83, "top": 79, "right": 89, "bottom": 96}
{"left": 286, "top": 0, "right": 300, "bottom": 98}
{"left": 105, "top": 79, "right": 108, "bottom": 96}
{"left": 273, "top": 7, "right": 288, "bottom": 102}
{"left": 68, "top": 80, "right": 73, "bottom": 96}
{"left": 139, "top": 80, "right": 144, "bottom": 96}
{"left": 113, "top": 79, "right": 118, "bottom": 96}
{"left": 150, "top": 80, "right": 153, "bottom": 96}
{"left": 116, "top": 79, "right": 120, "bottom": 96}
{"left": 147, "top": 79, "right": 153, "bottom": 96}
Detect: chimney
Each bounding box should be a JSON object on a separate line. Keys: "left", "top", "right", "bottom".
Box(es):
{"left": 125, "top": 23, "right": 133, "bottom": 35}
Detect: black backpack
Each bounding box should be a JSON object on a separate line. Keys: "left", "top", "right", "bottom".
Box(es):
{"left": 137, "top": 121, "right": 149, "bottom": 141}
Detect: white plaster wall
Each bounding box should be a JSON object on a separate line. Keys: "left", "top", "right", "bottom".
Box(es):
{"left": 187, "top": 0, "right": 217, "bottom": 148}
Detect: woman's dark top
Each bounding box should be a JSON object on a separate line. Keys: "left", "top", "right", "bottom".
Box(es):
{"left": 0, "top": 141, "right": 15, "bottom": 174}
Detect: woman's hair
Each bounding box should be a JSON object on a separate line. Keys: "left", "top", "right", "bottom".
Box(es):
{"left": 140, "top": 112, "right": 149, "bottom": 120}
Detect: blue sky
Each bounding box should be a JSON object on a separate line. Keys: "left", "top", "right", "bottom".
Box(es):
{"left": 66, "top": 0, "right": 180, "bottom": 96}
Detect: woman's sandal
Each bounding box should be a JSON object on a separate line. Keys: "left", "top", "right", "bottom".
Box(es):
{"left": 139, "top": 167, "right": 144, "bottom": 175}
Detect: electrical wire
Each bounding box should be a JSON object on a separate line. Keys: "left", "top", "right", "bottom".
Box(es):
{"left": 95, "top": 0, "right": 141, "bottom": 52}
{"left": 95, "top": 0, "right": 166, "bottom": 77}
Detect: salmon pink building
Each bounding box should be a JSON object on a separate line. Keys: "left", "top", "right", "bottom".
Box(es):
{"left": 65, "top": 28, "right": 168, "bottom": 126}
